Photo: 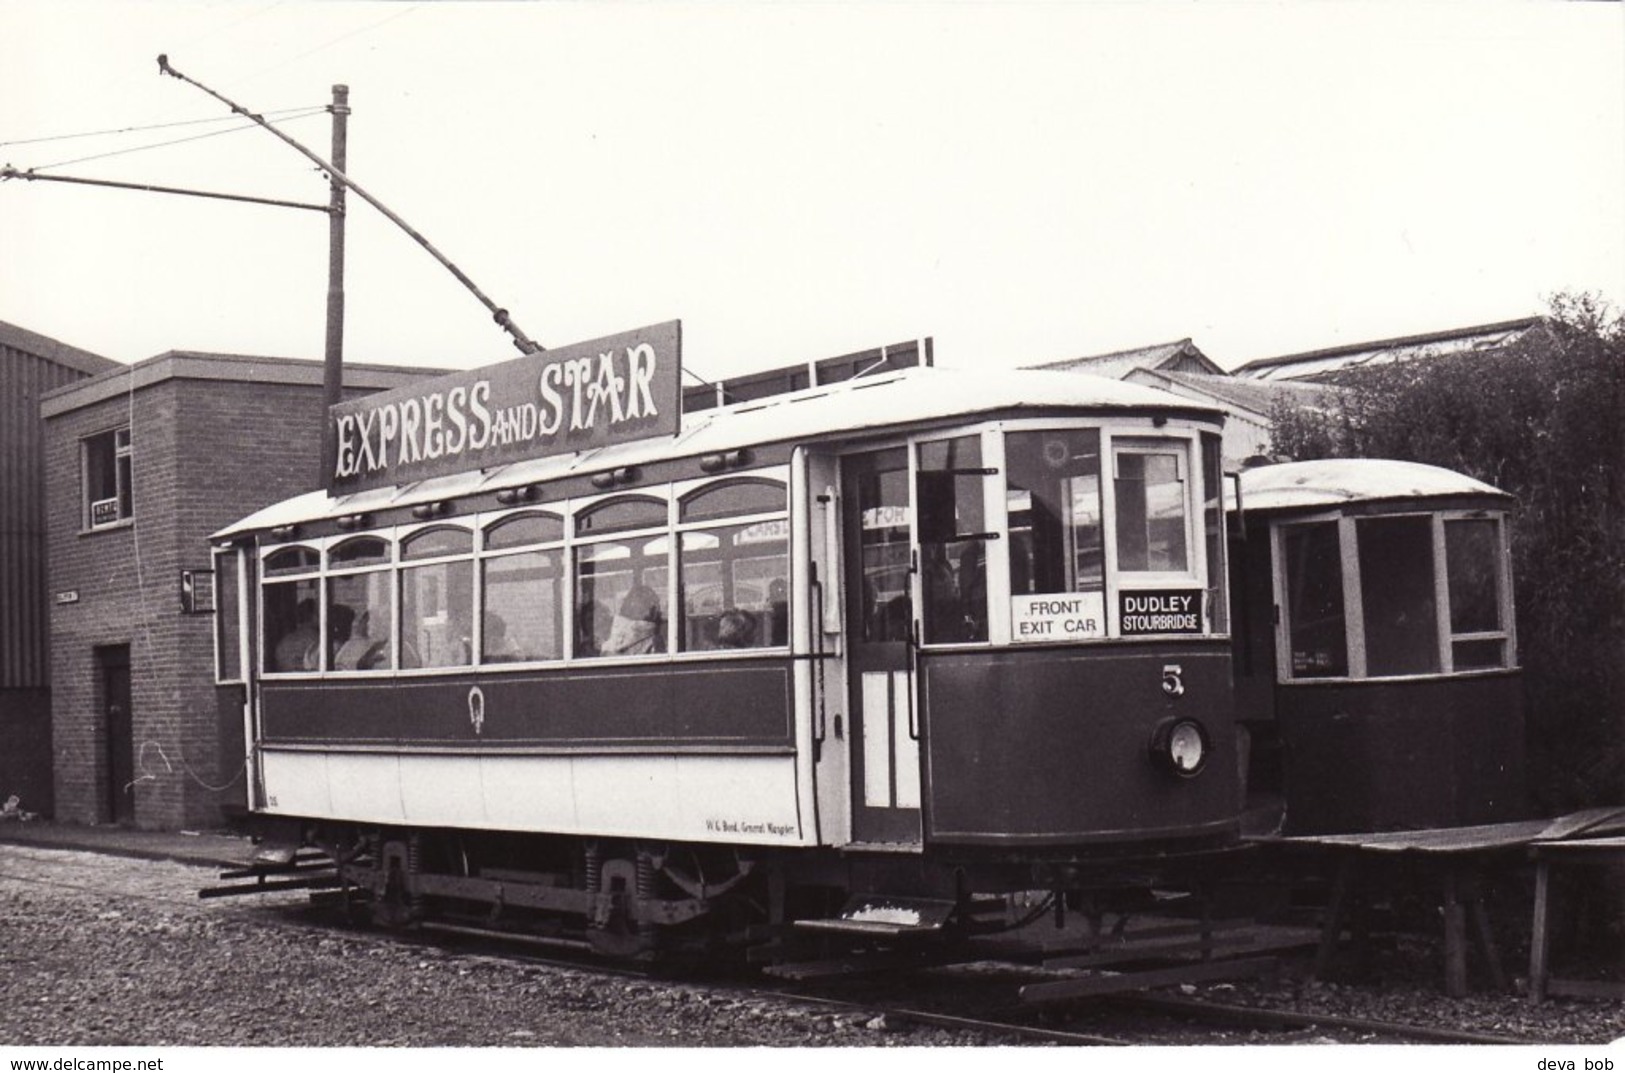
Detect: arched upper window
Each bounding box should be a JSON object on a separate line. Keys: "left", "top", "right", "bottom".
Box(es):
{"left": 484, "top": 511, "right": 564, "bottom": 550}
{"left": 576, "top": 495, "right": 666, "bottom": 537}
{"left": 328, "top": 535, "right": 391, "bottom": 569}
{"left": 679, "top": 478, "right": 787, "bottom": 523}
{"left": 263, "top": 545, "right": 319, "bottom": 576}
{"left": 401, "top": 525, "right": 473, "bottom": 561}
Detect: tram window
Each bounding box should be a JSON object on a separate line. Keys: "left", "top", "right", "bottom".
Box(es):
{"left": 402, "top": 526, "right": 472, "bottom": 561}
{"left": 484, "top": 512, "right": 563, "bottom": 550}
{"left": 856, "top": 458, "right": 912, "bottom": 645}
{"left": 1356, "top": 515, "right": 1440, "bottom": 677}
{"left": 1452, "top": 638, "right": 1506, "bottom": 670}
{"left": 576, "top": 495, "right": 666, "bottom": 537}
{"left": 680, "top": 479, "right": 786, "bottom": 523}
{"left": 401, "top": 559, "right": 474, "bottom": 669}
{"left": 1201, "top": 433, "right": 1229, "bottom": 634}
{"left": 326, "top": 571, "right": 393, "bottom": 672}
{"left": 215, "top": 550, "right": 243, "bottom": 683}
{"left": 329, "top": 536, "right": 390, "bottom": 569}
{"left": 1446, "top": 517, "right": 1508, "bottom": 670}
{"left": 263, "top": 546, "right": 319, "bottom": 576}
{"left": 1114, "top": 445, "right": 1189, "bottom": 573}
{"left": 679, "top": 521, "right": 789, "bottom": 651}
{"left": 1005, "top": 428, "right": 1104, "bottom": 600}
{"left": 264, "top": 579, "right": 320, "bottom": 673}
{"left": 917, "top": 436, "right": 988, "bottom": 644}
{"left": 1282, "top": 521, "right": 1347, "bottom": 679}
{"left": 575, "top": 537, "right": 669, "bottom": 657}
{"left": 482, "top": 550, "right": 563, "bottom": 662}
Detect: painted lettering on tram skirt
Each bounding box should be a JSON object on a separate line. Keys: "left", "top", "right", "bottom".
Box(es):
{"left": 705, "top": 819, "right": 797, "bottom": 838}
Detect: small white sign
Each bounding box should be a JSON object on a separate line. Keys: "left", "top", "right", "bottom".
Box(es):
{"left": 55, "top": 590, "right": 80, "bottom": 605}
{"left": 1011, "top": 591, "right": 1105, "bottom": 643}
{"left": 89, "top": 497, "right": 121, "bottom": 527}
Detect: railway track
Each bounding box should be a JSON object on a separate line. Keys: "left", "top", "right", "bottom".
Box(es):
{"left": 360, "top": 904, "right": 1539, "bottom": 1045}
{"left": 0, "top": 846, "right": 1581, "bottom": 1046}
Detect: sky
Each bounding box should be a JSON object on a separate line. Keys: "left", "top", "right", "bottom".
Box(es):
{"left": 1, "top": 1, "right": 1621, "bottom": 381}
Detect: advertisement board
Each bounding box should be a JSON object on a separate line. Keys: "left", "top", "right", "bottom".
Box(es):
{"left": 328, "top": 320, "right": 681, "bottom": 495}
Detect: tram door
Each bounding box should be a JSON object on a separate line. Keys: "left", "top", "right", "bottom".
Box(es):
{"left": 841, "top": 449, "right": 922, "bottom": 844}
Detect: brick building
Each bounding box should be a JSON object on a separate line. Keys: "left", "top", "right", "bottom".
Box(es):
{"left": 0, "top": 322, "right": 118, "bottom": 818}
{"left": 43, "top": 352, "right": 438, "bottom": 829}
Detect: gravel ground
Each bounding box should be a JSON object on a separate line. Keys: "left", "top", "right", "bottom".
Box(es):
{"left": 0, "top": 845, "right": 1000, "bottom": 1047}
{"left": 1179, "top": 938, "right": 1625, "bottom": 1044}
{"left": 1, "top": 843, "right": 1620, "bottom": 1047}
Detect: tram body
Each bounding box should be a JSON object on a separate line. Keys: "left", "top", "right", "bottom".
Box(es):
{"left": 1228, "top": 459, "right": 1527, "bottom": 835}
{"left": 212, "top": 346, "right": 1241, "bottom": 948}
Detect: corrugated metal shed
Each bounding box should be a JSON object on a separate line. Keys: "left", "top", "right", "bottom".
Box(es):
{"left": 1231, "top": 317, "right": 1543, "bottom": 382}
{"left": 1026, "top": 338, "right": 1228, "bottom": 379}
{"left": 0, "top": 321, "right": 118, "bottom": 688}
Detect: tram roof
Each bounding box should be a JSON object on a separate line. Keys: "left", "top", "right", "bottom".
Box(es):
{"left": 216, "top": 365, "right": 1222, "bottom": 539}
{"left": 1230, "top": 458, "right": 1511, "bottom": 514}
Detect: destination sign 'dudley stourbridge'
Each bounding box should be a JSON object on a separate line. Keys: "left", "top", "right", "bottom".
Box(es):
{"left": 328, "top": 321, "right": 682, "bottom": 495}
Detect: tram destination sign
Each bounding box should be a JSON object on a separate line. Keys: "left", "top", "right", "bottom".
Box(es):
{"left": 328, "top": 320, "right": 681, "bottom": 495}
{"left": 1118, "top": 589, "right": 1204, "bottom": 635}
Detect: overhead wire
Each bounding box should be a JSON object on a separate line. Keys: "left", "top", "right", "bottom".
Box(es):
{"left": 23, "top": 108, "right": 328, "bottom": 172}
{"left": 0, "top": 105, "right": 331, "bottom": 150}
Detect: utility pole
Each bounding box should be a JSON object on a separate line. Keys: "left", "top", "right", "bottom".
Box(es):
{"left": 8, "top": 57, "right": 546, "bottom": 487}
{"left": 321, "top": 84, "right": 349, "bottom": 487}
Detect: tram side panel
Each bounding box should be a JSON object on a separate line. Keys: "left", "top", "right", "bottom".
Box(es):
{"left": 920, "top": 642, "right": 1239, "bottom": 847}
{"left": 1273, "top": 674, "right": 1527, "bottom": 834}
{"left": 253, "top": 659, "right": 810, "bottom": 845}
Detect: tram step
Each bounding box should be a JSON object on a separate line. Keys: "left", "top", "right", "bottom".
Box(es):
{"left": 245, "top": 845, "right": 308, "bottom": 864}
{"left": 792, "top": 893, "right": 958, "bottom": 937}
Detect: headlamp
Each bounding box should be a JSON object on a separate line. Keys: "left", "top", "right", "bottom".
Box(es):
{"left": 1150, "top": 717, "right": 1210, "bottom": 777}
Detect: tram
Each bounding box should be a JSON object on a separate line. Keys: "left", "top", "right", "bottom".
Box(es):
{"left": 1228, "top": 458, "right": 1527, "bottom": 835}
{"left": 210, "top": 321, "right": 1243, "bottom": 953}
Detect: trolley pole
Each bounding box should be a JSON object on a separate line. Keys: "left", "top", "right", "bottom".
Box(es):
{"left": 320, "top": 84, "right": 350, "bottom": 487}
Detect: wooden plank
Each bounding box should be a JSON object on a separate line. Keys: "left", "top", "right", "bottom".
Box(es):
{"left": 1045, "top": 934, "right": 1256, "bottom": 970}
{"left": 1546, "top": 978, "right": 1625, "bottom": 1001}
{"left": 1311, "top": 855, "right": 1357, "bottom": 980}
{"left": 1529, "top": 859, "right": 1553, "bottom": 1004}
{"left": 1019, "top": 956, "right": 1277, "bottom": 1003}
{"left": 1442, "top": 871, "right": 1468, "bottom": 998}
{"left": 1469, "top": 890, "right": 1509, "bottom": 993}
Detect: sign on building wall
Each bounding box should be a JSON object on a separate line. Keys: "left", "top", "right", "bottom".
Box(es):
{"left": 180, "top": 570, "right": 215, "bottom": 614}
{"left": 328, "top": 320, "right": 682, "bottom": 495}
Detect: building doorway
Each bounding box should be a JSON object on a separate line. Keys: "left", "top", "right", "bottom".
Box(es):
{"left": 97, "top": 645, "right": 134, "bottom": 823}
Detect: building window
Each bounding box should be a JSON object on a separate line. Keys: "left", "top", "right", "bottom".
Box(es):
{"left": 83, "top": 427, "right": 133, "bottom": 529}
